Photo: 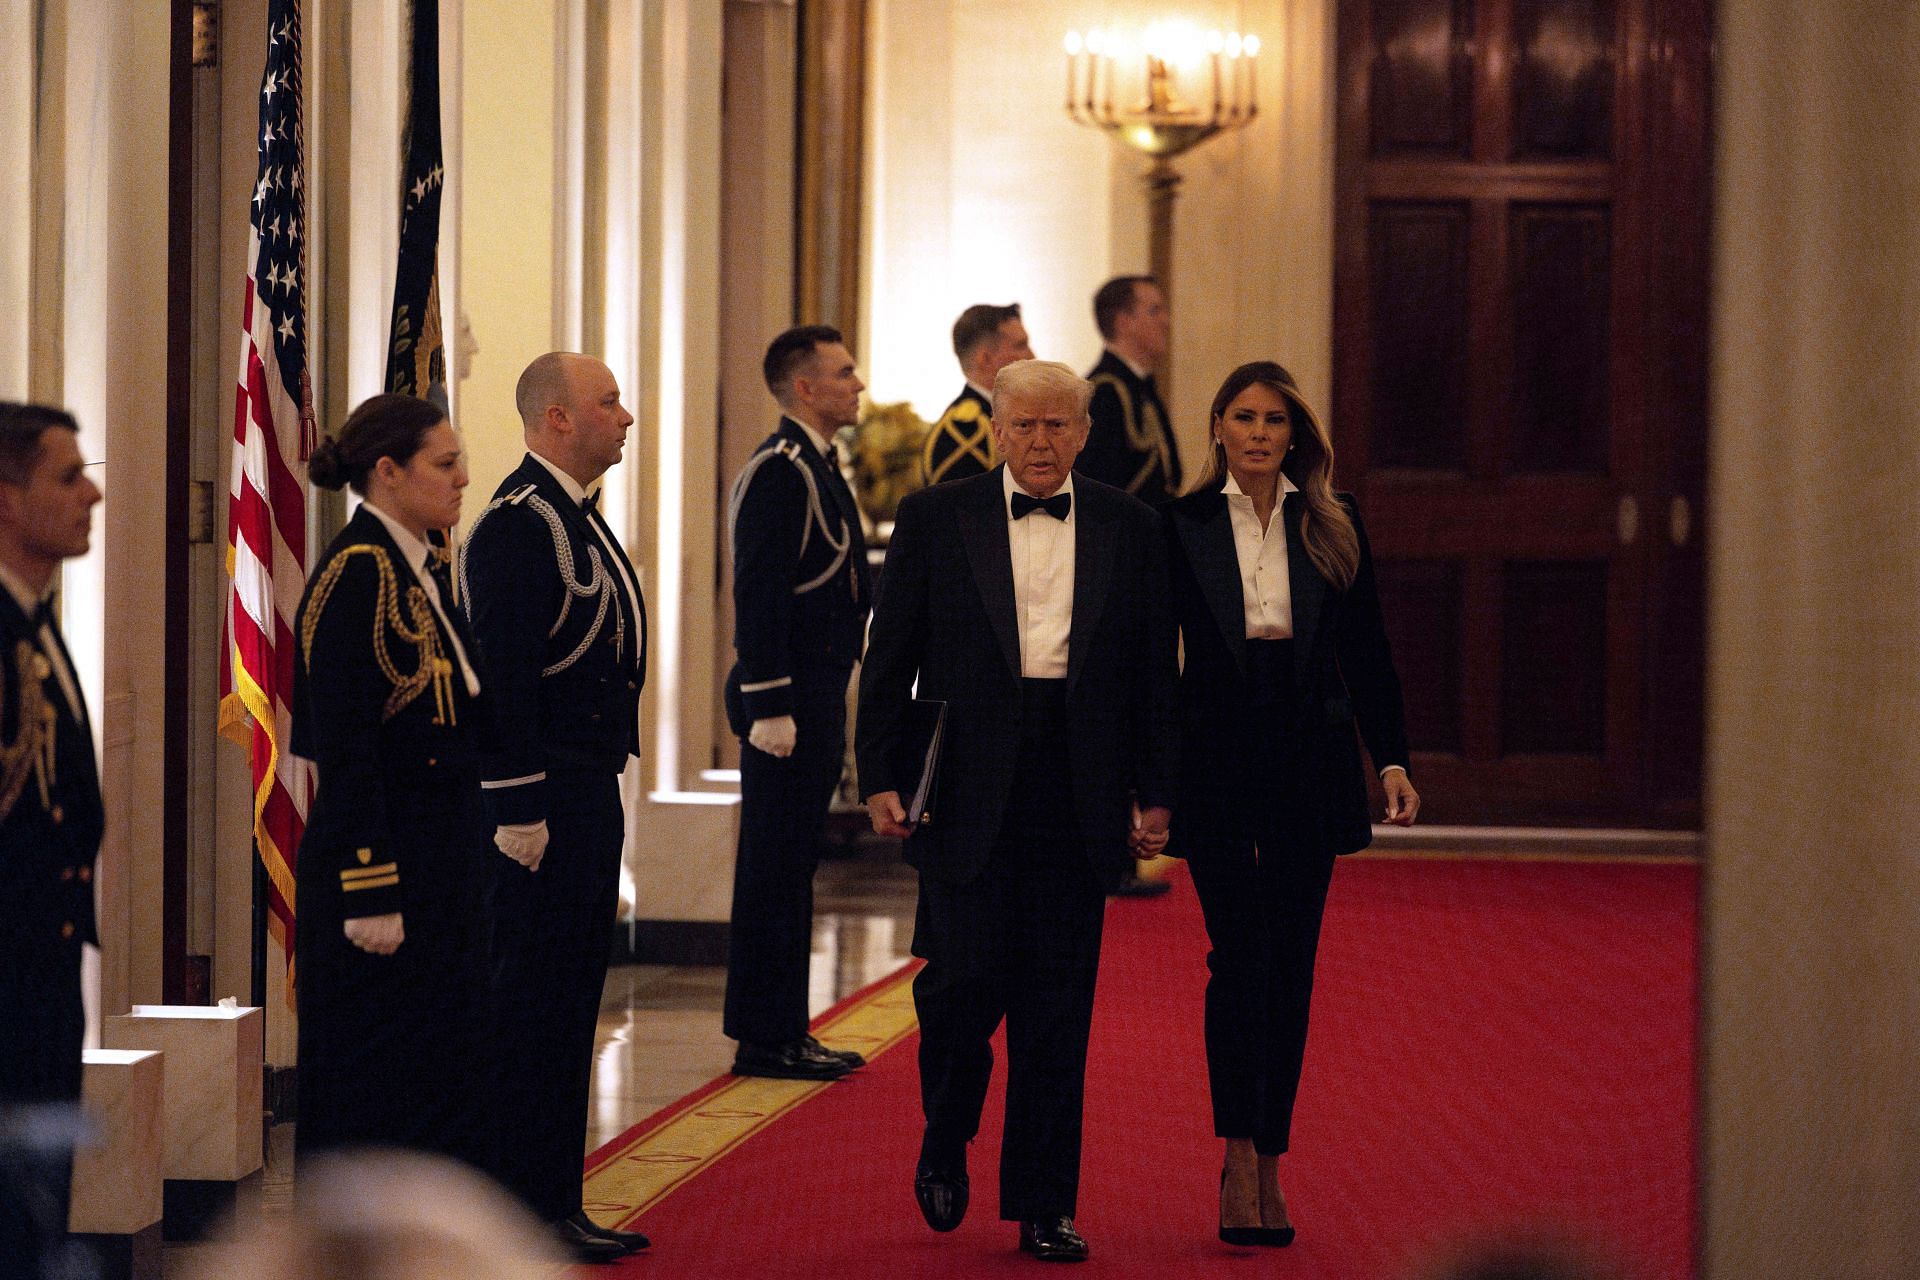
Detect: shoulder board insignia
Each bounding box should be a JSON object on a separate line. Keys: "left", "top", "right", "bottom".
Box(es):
{"left": 504, "top": 483, "right": 537, "bottom": 505}
{"left": 950, "top": 400, "right": 982, "bottom": 424}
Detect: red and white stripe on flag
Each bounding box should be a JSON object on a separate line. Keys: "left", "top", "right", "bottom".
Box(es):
{"left": 218, "top": 0, "right": 313, "bottom": 990}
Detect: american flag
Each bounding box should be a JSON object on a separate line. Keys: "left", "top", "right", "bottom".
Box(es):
{"left": 218, "top": 0, "right": 314, "bottom": 985}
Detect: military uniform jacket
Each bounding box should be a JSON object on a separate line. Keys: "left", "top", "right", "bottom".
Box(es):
{"left": 292, "top": 506, "right": 489, "bottom": 921}
{"left": 0, "top": 589, "right": 102, "bottom": 957}
{"left": 1083, "top": 349, "right": 1183, "bottom": 502}
{"left": 725, "top": 417, "right": 872, "bottom": 731}
{"left": 921, "top": 384, "right": 996, "bottom": 486}
{"left": 461, "top": 454, "right": 647, "bottom": 826}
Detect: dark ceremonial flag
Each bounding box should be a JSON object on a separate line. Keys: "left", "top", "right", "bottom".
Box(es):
{"left": 385, "top": 0, "right": 447, "bottom": 409}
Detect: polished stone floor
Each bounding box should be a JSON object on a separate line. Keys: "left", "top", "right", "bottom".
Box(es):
{"left": 586, "top": 841, "right": 918, "bottom": 1149}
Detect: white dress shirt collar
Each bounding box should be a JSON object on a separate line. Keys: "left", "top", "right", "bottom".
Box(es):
{"left": 1221, "top": 471, "right": 1299, "bottom": 502}
{"left": 783, "top": 415, "right": 834, "bottom": 460}
{"left": 528, "top": 448, "right": 593, "bottom": 506}
{"left": 1107, "top": 347, "right": 1154, "bottom": 382}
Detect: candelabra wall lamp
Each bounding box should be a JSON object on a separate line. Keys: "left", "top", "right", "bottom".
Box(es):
{"left": 1066, "top": 21, "right": 1261, "bottom": 395}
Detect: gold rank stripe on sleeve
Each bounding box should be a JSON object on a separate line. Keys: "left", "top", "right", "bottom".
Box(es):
{"left": 340, "top": 861, "right": 400, "bottom": 891}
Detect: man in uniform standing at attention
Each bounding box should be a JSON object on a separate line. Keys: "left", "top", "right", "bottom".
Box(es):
{"left": 1082, "top": 275, "right": 1183, "bottom": 896}
{"left": 921, "top": 303, "right": 1034, "bottom": 487}
{"left": 1081, "top": 275, "right": 1183, "bottom": 503}
{"left": 0, "top": 404, "right": 104, "bottom": 1277}
{"left": 461, "top": 353, "right": 649, "bottom": 1264}
{"left": 722, "top": 325, "right": 873, "bottom": 1081}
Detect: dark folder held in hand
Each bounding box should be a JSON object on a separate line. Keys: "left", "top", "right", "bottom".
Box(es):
{"left": 898, "top": 699, "right": 947, "bottom": 829}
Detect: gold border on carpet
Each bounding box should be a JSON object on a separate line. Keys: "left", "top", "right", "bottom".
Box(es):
{"left": 584, "top": 964, "right": 921, "bottom": 1226}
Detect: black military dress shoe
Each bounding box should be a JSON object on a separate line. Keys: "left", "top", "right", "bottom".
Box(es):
{"left": 804, "top": 1033, "right": 867, "bottom": 1069}
{"left": 731, "top": 1037, "right": 853, "bottom": 1080}
{"left": 1019, "top": 1216, "right": 1089, "bottom": 1262}
{"left": 551, "top": 1214, "right": 629, "bottom": 1265}
{"left": 913, "top": 1157, "right": 969, "bottom": 1232}
{"left": 563, "top": 1210, "right": 650, "bottom": 1254}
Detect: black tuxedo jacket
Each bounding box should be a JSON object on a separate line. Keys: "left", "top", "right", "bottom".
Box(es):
{"left": 1162, "top": 486, "right": 1408, "bottom": 858}
{"left": 1083, "top": 350, "right": 1182, "bottom": 501}
{"left": 461, "top": 454, "right": 646, "bottom": 824}
{"left": 856, "top": 466, "right": 1177, "bottom": 891}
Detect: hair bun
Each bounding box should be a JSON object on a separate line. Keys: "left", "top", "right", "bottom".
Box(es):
{"left": 307, "top": 437, "right": 348, "bottom": 490}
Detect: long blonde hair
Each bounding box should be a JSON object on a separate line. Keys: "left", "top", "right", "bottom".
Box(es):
{"left": 1191, "top": 361, "right": 1359, "bottom": 590}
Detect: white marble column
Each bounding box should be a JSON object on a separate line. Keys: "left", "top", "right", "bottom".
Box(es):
{"left": 1703, "top": 4, "right": 1920, "bottom": 1275}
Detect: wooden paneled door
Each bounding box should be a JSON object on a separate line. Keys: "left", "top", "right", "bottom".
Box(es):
{"left": 1334, "top": 0, "right": 1711, "bottom": 826}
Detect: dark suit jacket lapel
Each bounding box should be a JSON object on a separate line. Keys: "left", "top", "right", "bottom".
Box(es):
{"left": 1176, "top": 492, "right": 1248, "bottom": 678}
{"left": 1284, "top": 491, "right": 1329, "bottom": 697}
{"left": 957, "top": 468, "right": 1021, "bottom": 681}
{"left": 1066, "top": 483, "right": 1115, "bottom": 696}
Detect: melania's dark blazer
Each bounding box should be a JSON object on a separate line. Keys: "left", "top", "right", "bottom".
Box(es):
{"left": 1163, "top": 486, "right": 1409, "bottom": 859}
{"left": 856, "top": 466, "right": 1178, "bottom": 891}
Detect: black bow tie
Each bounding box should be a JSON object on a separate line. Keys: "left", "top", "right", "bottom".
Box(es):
{"left": 582, "top": 489, "right": 601, "bottom": 514}
{"left": 1011, "top": 490, "right": 1071, "bottom": 521}
{"left": 31, "top": 597, "right": 55, "bottom": 629}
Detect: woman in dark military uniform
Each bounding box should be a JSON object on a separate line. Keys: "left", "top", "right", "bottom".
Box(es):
{"left": 291, "top": 393, "right": 490, "bottom": 1170}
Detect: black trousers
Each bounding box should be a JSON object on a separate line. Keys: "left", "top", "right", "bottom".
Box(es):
{"left": 0, "top": 942, "right": 84, "bottom": 1274}
{"left": 488, "top": 768, "right": 625, "bottom": 1222}
{"left": 911, "top": 679, "right": 1107, "bottom": 1221}
{"left": 1185, "top": 639, "right": 1336, "bottom": 1156}
{"left": 723, "top": 672, "right": 850, "bottom": 1046}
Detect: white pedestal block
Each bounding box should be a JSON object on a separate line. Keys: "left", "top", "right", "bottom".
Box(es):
{"left": 103, "top": 1005, "right": 263, "bottom": 1181}
{"left": 69, "top": 1049, "right": 164, "bottom": 1235}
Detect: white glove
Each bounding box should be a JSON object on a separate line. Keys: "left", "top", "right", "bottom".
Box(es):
{"left": 748, "top": 715, "right": 798, "bottom": 758}
{"left": 494, "top": 820, "right": 549, "bottom": 871}
{"left": 344, "top": 912, "right": 405, "bottom": 955}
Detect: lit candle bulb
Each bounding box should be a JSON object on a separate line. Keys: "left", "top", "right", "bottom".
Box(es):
{"left": 1065, "top": 31, "right": 1082, "bottom": 111}
{"left": 1244, "top": 34, "right": 1260, "bottom": 112}
{"left": 1207, "top": 29, "right": 1224, "bottom": 117}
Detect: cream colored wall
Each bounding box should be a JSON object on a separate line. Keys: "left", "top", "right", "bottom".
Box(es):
{"left": 865, "top": 0, "right": 1334, "bottom": 467}
{"left": 1703, "top": 5, "right": 1920, "bottom": 1276}
{"left": 458, "top": 0, "right": 560, "bottom": 503}
{"left": 58, "top": 0, "right": 173, "bottom": 1019}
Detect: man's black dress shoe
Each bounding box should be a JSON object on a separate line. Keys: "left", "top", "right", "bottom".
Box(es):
{"left": 563, "top": 1210, "right": 650, "bottom": 1254}
{"left": 804, "top": 1033, "right": 866, "bottom": 1068}
{"left": 551, "top": 1214, "right": 628, "bottom": 1264}
{"left": 731, "top": 1037, "right": 853, "bottom": 1080}
{"left": 913, "top": 1158, "right": 969, "bottom": 1231}
{"left": 1018, "top": 1217, "right": 1089, "bottom": 1262}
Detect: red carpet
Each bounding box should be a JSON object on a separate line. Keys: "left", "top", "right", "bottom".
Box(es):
{"left": 592, "top": 857, "right": 1696, "bottom": 1278}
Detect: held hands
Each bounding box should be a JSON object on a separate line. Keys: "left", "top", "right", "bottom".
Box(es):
{"left": 344, "top": 912, "right": 405, "bottom": 955}
{"left": 749, "top": 715, "right": 798, "bottom": 759}
{"left": 1129, "top": 801, "right": 1172, "bottom": 860}
{"left": 495, "top": 820, "right": 549, "bottom": 871}
{"left": 867, "top": 791, "right": 912, "bottom": 839}
{"left": 1382, "top": 767, "right": 1420, "bottom": 826}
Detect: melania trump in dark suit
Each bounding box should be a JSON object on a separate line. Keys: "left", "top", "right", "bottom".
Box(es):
{"left": 291, "top": 394, "right": 491, "bottom": 1171}
{"left": 1161, "top": 362, "right": 1420, "bottom": 1245}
